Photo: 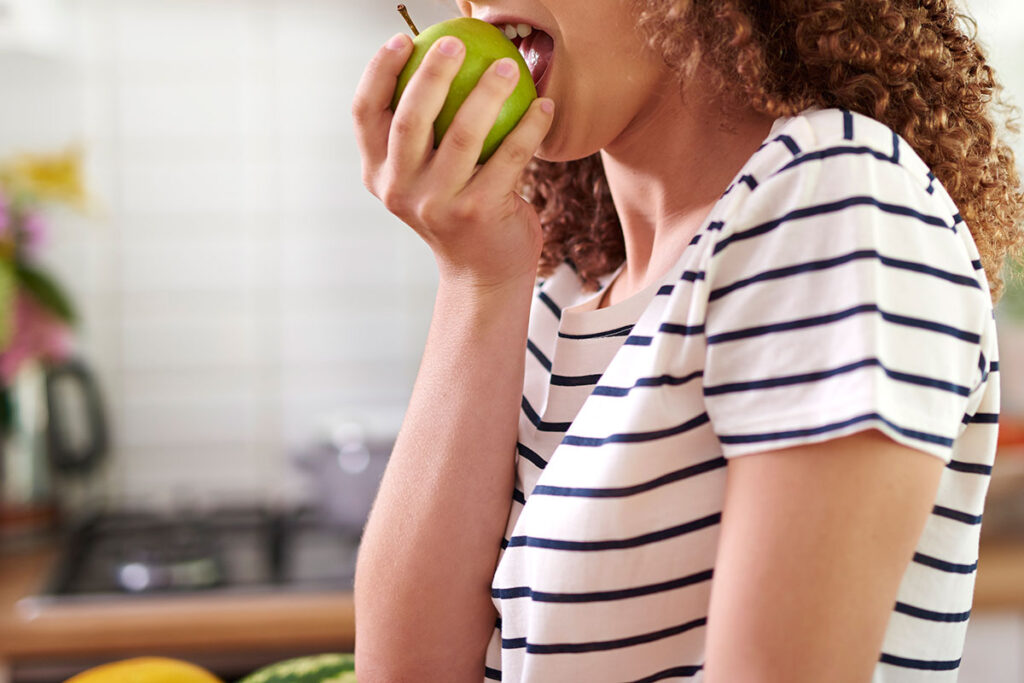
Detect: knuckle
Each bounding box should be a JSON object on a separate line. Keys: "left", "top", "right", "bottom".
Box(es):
{"left": 443, "top": 125, "right": 478, "bottom": 155}
{"left": 390, "top": 113, "right": 422, "bottom": 139}
{"left": 416, "top": 197, "right": 444, "bottom": 225}
{"left": 449, "top": 197, "right": 484, "bottom": 224}
{"left": 380, "top": 186, "right": 409, "bottom": 217}
{"left": 351, "top": 99, "right": 370, "bottom": 125}
{"left": 501, "top": 139, "right": 533, "bottom": 167}
{"left": 416, "top": 55, "right": 452, "bottom": 83}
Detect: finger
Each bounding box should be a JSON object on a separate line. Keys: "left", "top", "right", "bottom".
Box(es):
{"left": 388, "top": 36, "right": 467, "bottom": 173}
{"left": 428, "top": 57, "right": 523, "bottom": 186}
{"left": 352, "top": 33, "right": 414, "bottom": 172}
{"left": 470, "top": 97, "right": 555, "bottom": 192}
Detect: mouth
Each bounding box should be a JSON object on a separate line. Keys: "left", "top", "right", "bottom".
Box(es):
{"left": 495, "top": 22, "right": 554, "bottom": 95}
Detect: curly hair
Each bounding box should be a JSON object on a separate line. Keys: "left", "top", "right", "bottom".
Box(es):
{"left": 521, "top": 0, "right": 1024, "bottom": 304}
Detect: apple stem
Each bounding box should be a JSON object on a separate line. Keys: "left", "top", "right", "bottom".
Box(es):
{"left": 397, "top": 5, "right": 420, "bottom": 36}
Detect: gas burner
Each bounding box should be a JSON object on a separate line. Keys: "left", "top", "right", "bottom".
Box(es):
{"left": 28, "top": 504, "right": 361, "bottom": 603}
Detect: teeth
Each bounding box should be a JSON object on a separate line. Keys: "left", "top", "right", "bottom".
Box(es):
{"left": 501, "top": 23, "right": 533, "bottom": 39}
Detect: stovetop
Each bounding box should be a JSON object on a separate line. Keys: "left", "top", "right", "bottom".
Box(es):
{"left": 27, "top": 504, "right": 361, "bottom": 605}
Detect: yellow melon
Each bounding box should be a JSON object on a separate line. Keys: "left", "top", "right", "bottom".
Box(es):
{"left": 64, "top": 656, "right": 223, "bottom": 683}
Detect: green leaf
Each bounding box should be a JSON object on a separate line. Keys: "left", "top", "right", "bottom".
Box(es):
{"left": 0, "top": 258, "right": 15, "bottom": 349}
{"left": 15, "top": 263, "right": 76, "bottom": 325}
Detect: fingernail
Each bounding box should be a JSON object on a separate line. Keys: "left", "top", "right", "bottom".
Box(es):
{"left": 496, "top": 58, "right": 518, "bottom": 79}
{"left": 438, "top": 37, "right": 463, "bottom": 56}
{"left": 540, "top": 99, "right": 554, "bottom": 114}
{"left": 385, "top": 34, "right": 406, "bottom": 51}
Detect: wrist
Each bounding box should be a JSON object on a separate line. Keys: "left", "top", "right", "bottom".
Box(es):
{"left": 435, "top": 262, "right": 539, "bottom": 302}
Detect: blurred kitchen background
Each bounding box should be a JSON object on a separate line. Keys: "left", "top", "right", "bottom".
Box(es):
{"left": 0, "top": 0, "right": 1023, "bottom": 681}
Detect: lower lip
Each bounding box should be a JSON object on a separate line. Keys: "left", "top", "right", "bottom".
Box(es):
{"left": 535, "top": 58, "right": 551, "bottom": 98}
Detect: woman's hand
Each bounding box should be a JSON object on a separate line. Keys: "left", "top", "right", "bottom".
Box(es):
{"left": 352, "top": 32, "right": 555, "bottom": 290}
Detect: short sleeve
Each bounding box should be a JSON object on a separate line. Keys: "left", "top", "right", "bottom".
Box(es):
{"left": 701, "top": 136, "right": 992, "bottom": 463}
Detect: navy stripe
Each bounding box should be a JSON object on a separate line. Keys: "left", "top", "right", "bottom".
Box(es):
{"left": 740, "top": 174, "right": 758, "bottom": 190}
{"left": 521, "top": 396, "right": 571, "bottom": 433}
{"left": 709, "top": 250, "right": 980, "bottom": 303}
{"left": 991, "top": 361, "right": 999, "bottom": 372}
{"left": 713, "top": 195, "right": 951, "bottom": 257}
{"left": 971, "top": 259, "right": 983, "bottom": 271}
{"left": 484, "top": 666, "right": 502, "bottom": 680}
{"left": 562, "top": 412, "right": 711, "bottom": 448}
{"left": 680, "top": 270, "right": 705, "bottom": 282}
{"left": 717, "top": 411, "right": 954, "bottom": 449}
{"left": 538, "top": 291, "right": 561, "bottom": 320}
{"left": 967, "top": 412, "right": 999, "bottom": 424}
{"left": 926, "top": 170, "right": 936, "bottom": 195}
{"left": 532, "top": 456, "right": 726, "bottom": 498}
{"left": 777, "top": 145, "right": 900, "bottom": 175}
{"left": 657, "top": 284, "right": 675, "bottom": 296}
{"left": 879, "top": 653, "right": 961, "bottom": 671}
{"left": 503, "top": 617, "right": 707, "bottom": 654}
{"left": 549, "top": 372, "right": 603, "bottom": 387}
{"left": 912, "top": 552, "right": 977, "bottom": 574}
{"left": 706, "top": 303, "right": 981, "bottom": 345}
{"left": 842, "top": 109, "right": 854, "bottom": 139}
{"left": 492, "top": 568, "right": 713, "bottom": 603}
{"left": 703, "top": 357, "right": 970, "bottom": 397}
{"left": 689, "top": 232, "right": 704, "bottom": 245}
{"left": 658, "top": 322, "right": 706, "bottom": 336}
{"left": 516, "top": 441, "right": 548, "bottom": 469}
{"left": 512, "top": 487, "right": 525, "bottom": 505}
{"left": 932, "top": 505, "right": 983, "bottom": 525}
{"left": 891, "top": 131, "right": 900, "bottom": 163}
{"left": 775, "top": 134, "right": 801, "bottom": 155}
{"left": 558, "top": 324, "right": 633, "bottom": 340}
{"left": 505, "top": 512, "right": 720, "bottom": 552}
{"left": 526, "top": 338, "right": 552, "bottom": 372}
{"left": 947, "top": 459, "right": 992, "bottom": 475}
{"left": 894, "top": 601, "right": 970, "bottom": 623}
{"left": 707, "top": 221, "right": 725, "bottom": 233}
{"left": 629, "top": 666, "right": 704, "bottom": 682}
{"left": 953, "top": 212, "right": 963, "bottom": 225}
{"left": 592, "top": 369, "right": 703, "bottom": 398}
{"left": 624, "top": 336, "right": 653, "bottom": 346}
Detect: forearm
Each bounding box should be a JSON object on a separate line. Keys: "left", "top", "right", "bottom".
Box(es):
{"left": 354, "top": 273, "right": 534, "bottom": 682}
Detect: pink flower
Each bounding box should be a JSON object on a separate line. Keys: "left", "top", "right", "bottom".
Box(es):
{"left": 20, "top": 211, "right": 47, "bottom": 254}
{"left": 0, "top": 291, "right": 73, "bottom": 385}
{"left": 0, "top": 188, "right": 9, "bottom": 239}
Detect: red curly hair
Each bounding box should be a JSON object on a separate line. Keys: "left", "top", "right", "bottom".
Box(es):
{"left": 520, "top": 0, "right": 1024, "bottom": 303}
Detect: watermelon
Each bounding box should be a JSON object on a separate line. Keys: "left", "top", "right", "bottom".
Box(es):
{"left": 238, "top": 654, "right": 356, "bottom": 683}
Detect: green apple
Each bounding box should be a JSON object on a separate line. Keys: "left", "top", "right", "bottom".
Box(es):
{"left": 391, "top": 17, "right": 538, "bottom": 164}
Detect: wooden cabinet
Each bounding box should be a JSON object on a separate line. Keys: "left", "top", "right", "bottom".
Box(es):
{"left": 0, "top": 544, "right": 354, "bottom": 680}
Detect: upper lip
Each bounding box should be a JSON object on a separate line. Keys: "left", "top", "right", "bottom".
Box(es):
{"left": 474, "top": 13, "right": 551, "bottom": 37}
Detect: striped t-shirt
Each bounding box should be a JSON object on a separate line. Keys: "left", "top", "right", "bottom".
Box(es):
{"left": 483, "top": 108, "right": 1000, "bottom": 682}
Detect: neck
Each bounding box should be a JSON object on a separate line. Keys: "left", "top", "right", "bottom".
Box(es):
{"left": 598, "top": 79, "right": 776, "bottom": 304}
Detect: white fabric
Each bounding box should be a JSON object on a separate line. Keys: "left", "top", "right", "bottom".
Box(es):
{"left": 483, "top": 108, "right": 1000, "bottom": 682}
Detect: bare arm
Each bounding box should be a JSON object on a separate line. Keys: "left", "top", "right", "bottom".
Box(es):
{"left": 349, "top": 32, "right": 555, "bottom": 682}
{"left": 703, "top": 429, "right": 946, "bottom": 682}
{"left": 354, "top": 275, "right": 533, "bottom": 681}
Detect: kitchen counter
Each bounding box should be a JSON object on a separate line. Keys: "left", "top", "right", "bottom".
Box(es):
{"left": 0, "top": 541, "right": 354, "bottom": 666}
{"left": 2, "top": 523, "right": 1023, "bottom": 671}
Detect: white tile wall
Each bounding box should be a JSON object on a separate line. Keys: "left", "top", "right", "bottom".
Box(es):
{"left": 0, "top": 0, "right": 460, "bottom": 504}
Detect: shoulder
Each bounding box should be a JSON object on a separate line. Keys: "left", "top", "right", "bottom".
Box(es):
{"left": 712, "top": 107, "right": 966, "bottom": 250}
{"left": 737, "top": 108, "right": 938, "bottom": 200}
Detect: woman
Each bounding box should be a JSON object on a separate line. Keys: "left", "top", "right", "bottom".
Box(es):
{"left": 351, "top": 0, "right": 1024, "bottom": 680}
